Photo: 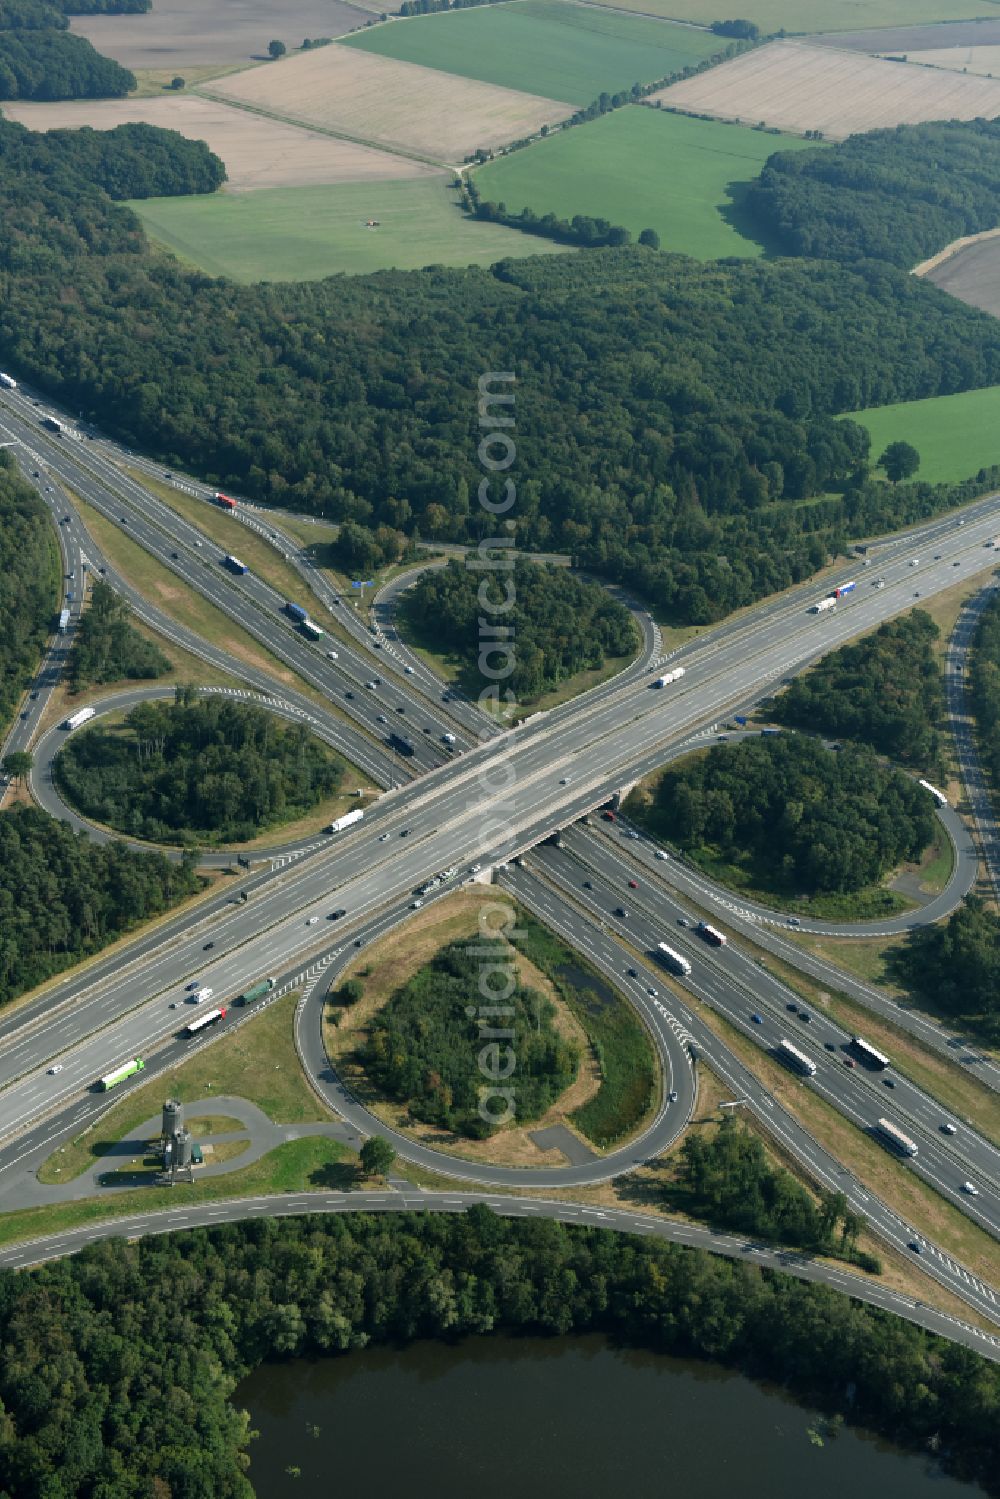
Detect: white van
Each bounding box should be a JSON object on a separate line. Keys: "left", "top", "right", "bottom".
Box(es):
{"left": 191, "top": 986, "right": 213, "bottom": 1004}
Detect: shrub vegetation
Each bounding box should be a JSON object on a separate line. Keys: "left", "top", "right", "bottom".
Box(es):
{"left": 894, "top": 897, "right": 1000, "bottom": 1045}
{"left": 69, "top": 581, "right": 170, "bottom": 689}
{"left": 401, "top": 558, "right": 639, "bottom": 700}
{"left": 773, "top": 611, "right": 945, "bottom": 768}
{"left": 0, "top": 456, "right": 58, "bottom": 737}
{"left": 362, "top": 937, "right": 579, "bottom": 1138}
{"left": 633, "top": 734, "right": 936, "bottom": 899}
{"left": 56, "top": 691, "right": 344, "bottom": 845}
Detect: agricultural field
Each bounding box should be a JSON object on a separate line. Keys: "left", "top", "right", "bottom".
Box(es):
{"left": 898, "top": 42, "right": 1000, "bottom": 74}
{"left": 341, "top": 2, "right": 725, "bottom": 107}
{"left": 845, "top": 385, "right": 1000, "bottom": 485}
{"left": 3, "top": 96, "right": 437, "bottom": 193}
{"left": 474, "top": 107, "right": 820, "bottom": 259}
{"left": 130, "top": 177, "right": 569, "bottom": 280}
{"left": 653, "top": 39, "right": 1000, "bottom": 138}
{"left": 208, "top": 42, "right": 572, "bottom": 164}
{"left": 809, "top": 19, "right": 1000, "bottom": 50}
{"left": 69, "top": 0, "right": 370, "bottom": 69}
{"left": 923, "top": 233, "right": 1000, "bottom": 316}
{"left": 593, "top": 0, "right": 998, "bottom": 32}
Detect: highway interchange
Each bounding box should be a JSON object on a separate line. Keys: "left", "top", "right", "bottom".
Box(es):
{"left": 1, "top": 382, "right": 1000, "bottom": 1347}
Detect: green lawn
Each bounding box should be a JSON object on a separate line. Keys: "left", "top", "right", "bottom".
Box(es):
{"left": 592, "top": 0, "right": 998, "bottom": 33}
{"left": 341, "top": 2, "right": 724, "bottom": 105}
{"left": 847, "top": 385, "right": 1000, "bottom": 485}
{"left": 130, "top": 178, "right": 569, "bottom": 281}
{"left": 474, "top": 106, "right": 821, "bottom": 259}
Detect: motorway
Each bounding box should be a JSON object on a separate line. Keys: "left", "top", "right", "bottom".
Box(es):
{"left": 1, "top": 392, "right": 1000, "bottom": 1320}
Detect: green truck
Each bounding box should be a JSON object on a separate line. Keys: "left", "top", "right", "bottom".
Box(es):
{"left": 98, "top": 1057, "right": 144, "bottom": 1092}
{"left": 236, "top": 976, "right": 277, "bottom": 1007}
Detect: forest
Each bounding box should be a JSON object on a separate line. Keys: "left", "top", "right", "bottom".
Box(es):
{"left": 56, "top": 691, "right": 344, "bottom": 845}
{"left": 0, "top": 804, "right": 201, "bottom": 1007}
{"left": 747, "top": 120, "right": 1000, "bottom": 270}
{"left": 400, "top": 559, "right": 639, "bottom": 700}
{"left": 773, "top": 611, "right": 945, "bottom": 768}
{"left": 633, "top": 734, "right": 936, "bottom": 897}
{"left": 4, "top": 115, "right": 1000, "bottom": 621}
{"left": 894, "top": 896, "right": 1000, "bottom": 1043}
{"left": 0, "top": 456, "right": 58, "bottom": 737}
{"left": 969, "top": 590, "right": 1000, "bottom": 823}
{"left": 69, "top": 580, "right": 170, "bottom": 689}
{"left": 0, "top": 0, "right": 148, "bottom": 29}
{"left": 0, "top": 114, "right": 226, "bottom": 199}
{"left": 0, "top": 1210, "right": 997, "bottom": 1498}
{"left": 678, "top": 1116, "right": 878, "bottom": 1271}
{"left": 361, "top": 937, "right": 579, "bottom": 1137}
{"left": 0, "top": 29, "right": 134, "bottom": 98}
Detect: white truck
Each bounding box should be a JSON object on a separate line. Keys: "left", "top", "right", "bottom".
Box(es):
{"left": 654, "top": 667, "right": 686, "bottom": 688}
{"left": 809, "top": 597, "right": 836, "bottom": 614}
{"left": 190, "top": 986, "right": 214, "bottom": 1005}
{"left": 327, "top": 808, "right": 364, "bottom": 834}
{"left": 62, "top": 706, "right": 96, "bottom": 731}
{"left": 0, "top": 372, "right": 17, "bottom": 389}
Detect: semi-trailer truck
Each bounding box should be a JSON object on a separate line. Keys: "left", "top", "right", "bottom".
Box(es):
{"left": 390, "top": 732, "right": 415, "bottom": 757}
{"left": 215, "top": 493, "right": 237, "bottom": 510}
{"left": 656, "top": 941, "right": 692, "bottom": 976}
{"left": 0, "top": 372, "right": 17, "bottom": 389}
{"left": 223, "top": 554, "right": 248, "bottom": 575}
{"left": 832, "top": 580, "right": 857, "bottom": 598}
{"left": 809, "top": 597, "right": 836, "bottom": 613}
{"left": 98, "top": 1058, "right": 144, "bottom": 1091}
{"left": 58, "top": 608, "right": 70, "bottom": 632}
{"left": 327, "top": 808, "right": 364, "bottom": 834}
{"left": 236, "top": 977, "right": 276, "bottom": 1007}
{"left": 285, "top": 602, "right": 308, "bottom": 623}
{"left": 654, "top": 667, "right": 685, "bottom": 687}
{"left": 62, "top": 706, "right": 96, "bottom": 731}
{"left": 40, "top": 416, "right": 62, "bottom": 434}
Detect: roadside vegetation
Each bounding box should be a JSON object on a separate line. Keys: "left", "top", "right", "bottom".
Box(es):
{"left": 0, "top": 456, "right": 59, "bottom": 738}
{"left": 894, "top": 898, "right": 1000, "bottom": 1047}
{"left": 0, "top": 804, "right": 202, "bottom": 1008}
{"left": 773, "top": 611, "right": 945, "bottom": 770}
{"left": 400, "top": 559, "right": 638, "bottom": 701}
{"left": 68, "top": 580, "right": 170, "bottom": 689}
{"left": 627, "top": 734, "right": 936, "bottom": 918}
{"left": 675, "top": 1114, "right": 880, "bottom": 1272}
{"left": 1, "top": 1210, "right": 999, "bottom": 1499}
{"left": 361, "top": 936, "right": 578, "bottom": 1139}
{"left": 55, "top": 690, "right": 344, "bottom": 845}
{"left": 970, "top": 589, "right": 1000, "bottom": 821}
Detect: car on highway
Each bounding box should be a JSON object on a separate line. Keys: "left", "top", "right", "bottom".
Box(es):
{"left": 843, "top": 1058, "right": 856, "bottom": 1068}
{"left": 616, "top": 907, "right": 628, "bottom": 918}
{"left": 787, "top": 916, "right": 801, "bottom": 927}
{"left": 396, "top": 704, "right": 405, "bottom": 713}
{"left": 583, "top": 880, "right": 593, "bottom": 889}
{"left": 366, "top": 681, "right": 377, "bottom": 690}
{"left": 306, "top": 916, "right": 319, "bottom": 925}
{"left": 628, "top": 879, "right": 638, "bottom": 889}
{"left": 940, "top": 1121, "right": 957, "bottom": 1134}
{"left": 786, "top": 1001, "right": 797, "bottom": 1011}
{"left": 750, "top": 1013, "right": 763, "bottom": 1024}
{"left": 379, "top": 832, "right": 391, "bottom": 842}
{"left": 647, "top": 986, "right": 658, "bottom": 997}
{"left": 883, "top": 1077, "right": 896, "bottom": 1088}
{"left": 47, "top": 1065, "right": 63, "bottom": 1075}
{"left": 677, "top": 917, "right": 690, "bottom": 927}
{"left": 559, "top": 776, "right": 570, "bottom": 784}
{"left": 30, "top": 692, "right": 38, "bottom": 700}
{"left": 962, "top": 1181, "right": 980, "bottom": 1196}
{"left": 668, "top": 1090, "right": 678, "bottom": 1102}
{"left": 470, "top": 863, "right": 481, "bottom": 874}
{"left": 411, "top": 899, "right": 423, "bottom": 909}
{"left": 798, "top": 1010, "right": 811, "bottom": 1022}
{"left": 326, "top": 650, "right": 339, "bottom": 660}
{"left": 655, "top": 849, "right": 668, "bottom": 860}
{"left": 345, "top": 690, "right": 354, "bottom": 699}
{"left": 627, "top": 967, "right": 638, "bottom": 978}
{"left": 602, "top": 810, "right": 616, "bottom": 822}
{"left": 626, "top": 829, "right": 639, "bottom": 840}
{"left": 953, "top": 561, "right": 960, "bottom": 567}
{"left": 909, "top": 1240, "right": 923, "bottom": 1255}
{"left": 171, "top": 552, "right": 179, "bottom": 560}
{"left": 404, "top": 665, "right": 415, "bottom": 674}
{"left": 203, "top": 941, "right": 214, "bottom": 950}
{"left": 185, "top": 980, "right": 201, "bottom": 991}
{"left": 399, "top": 828, "right": 409, "bottom": 838}
{"left": 329, "top": 908, "right": 347, "bottom": 920}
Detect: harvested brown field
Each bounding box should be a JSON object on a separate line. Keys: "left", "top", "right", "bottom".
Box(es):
{"left": 70, "top": 0, "right": 370, "bottom": 70}
{"left": 652, "top": 39, "right": 1000, "bottom": 139}
{"left": 208, "top": 43, "right": 573, "bottom": 164}
{"left": 2, "top": 97, "right": 437, "bottom": 192}
{"left": 923, "top": 234, "right": 1000, "bottom": 318}
{"left": 900, "top": 42, "right": 1000, "bottom": 75}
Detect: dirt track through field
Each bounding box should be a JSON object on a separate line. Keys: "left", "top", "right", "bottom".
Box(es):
{"left": 653, "top": 38, "right": 1000, "bottom": 138}
{"left": 209, "top": 42, "right": 573, "bottom": 163}
{"left": 3, "top": 97, "right": 438, "bottom": 191}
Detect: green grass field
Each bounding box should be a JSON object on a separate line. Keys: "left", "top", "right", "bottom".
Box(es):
{"left": 340, "top": 1, "right": 724, "bottom": 105}
{"left": 592, "top": 0, "right": 999, "bottom": 33}
{"left": 130, "top": 178, "right": 568, "bottom": 280}
{"left": 474, "top": 107, "right": 820, "bottom": 259}
{"left": 847, "top": 385, "right": 1000, "bottom": 485}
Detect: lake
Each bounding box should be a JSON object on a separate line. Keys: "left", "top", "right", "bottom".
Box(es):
{"left": 238, "top": 1333, "right": 983, "bottom": 1498}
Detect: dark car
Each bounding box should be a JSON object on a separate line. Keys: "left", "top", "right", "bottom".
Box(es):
{"left": 883, "top": 1077, "right": 896, "bottom": 1088}
{"left": 345, "top": 690, "right": 354, "bottom": 699}
{"left": 824, "top": 1042, "right": 836, "bottom": 1052}
{"left": 399, "top": 829, "right": 409, "bottom": 838}
{"left": 583, "top": 880, "right": 593, "bottom": 889}
{"left": 627, "top": 967, "right": 638, "bottom": 978}
{"left": 844, "top": 1058, "right": 855, "bottom": 1068}
{"left": 329, "top": 908, "right": 347, "bottom": 920}
{"left": 616, "top": 907, "right": 628, "bottom": 918}
{"left": 786, "top": 1002, "right": 798, "bottom": 1011}
{"left": 203, "top": 941, "right": 214, "bottom": 951}
{"left": 798, "top": 1010, "right": 811, "bottom": 1022}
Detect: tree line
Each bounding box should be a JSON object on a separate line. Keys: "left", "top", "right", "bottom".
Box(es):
{"left": 0, "top": 0, "right": 148, "bottom": 25}
{"left": 0, "top": 1209, "right": 998, "bottom": 1497}
{"left": 774, "top": 610, "right": 945, "bottom": 769}
{"left": 0, "top": 803, "right": 201, "bottom": 1008}
{"left": 633, "top": 733, "right": 936, "bottom": 898}
{"left": 969, "top": 589, "right": 1000, "bottom": 821}
{"left": 678, "top": 1115, "right": 879, "bottom": 1271}
{"left": 400, "top": 559, "right": 639, "bottom": 701}
{"left": 747, "top": 119, "right": 1000, "bottom": 270}
{"left": 0, "top": 456, "right": 58, "bottom": 737}
{"left": 362, "top": 937, "right": 579, "bottom": 1138}
{"left": 68, "top": 580, "right": 170, "bottom": 689}
{"left": 56, "top": 690, "right": 345, "bottom": 846}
